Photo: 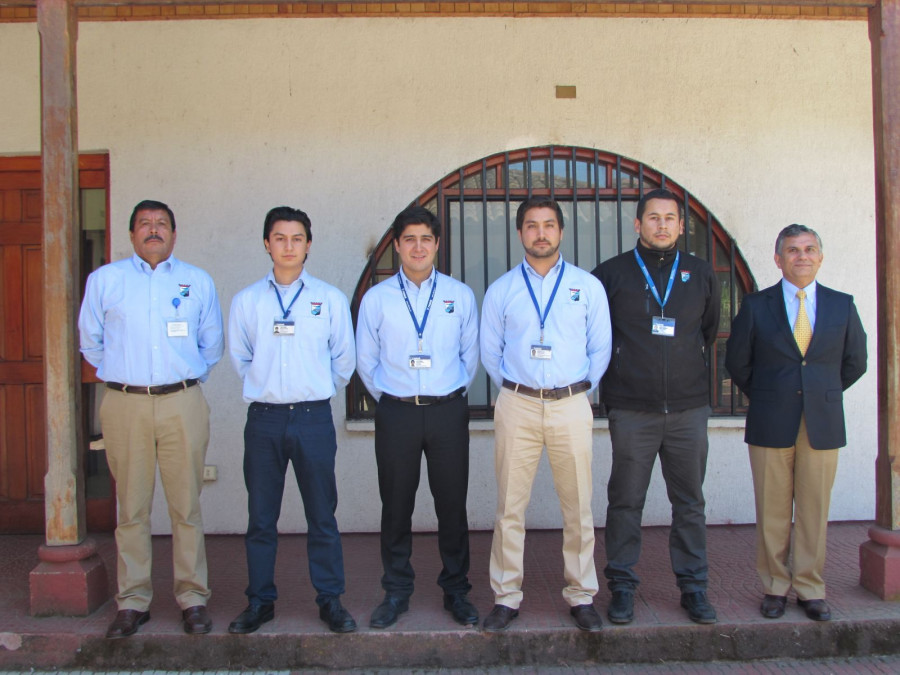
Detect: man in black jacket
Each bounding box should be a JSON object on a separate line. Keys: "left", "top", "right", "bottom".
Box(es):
{"left": 592, "top": 188, "right": 720, "bottom": 625}
{"left": 725, "top": 224, "right": 866, "bottom": 622}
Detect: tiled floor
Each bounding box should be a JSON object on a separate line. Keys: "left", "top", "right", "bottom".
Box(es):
{"left": 2, "top": 522, "right": 899, "bottom": 669}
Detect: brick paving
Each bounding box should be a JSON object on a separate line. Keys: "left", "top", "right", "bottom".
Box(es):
{"left": 1, "top": 522, "right": 899, "bottom": 670}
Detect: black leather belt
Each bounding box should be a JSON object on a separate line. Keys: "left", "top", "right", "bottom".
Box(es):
{"left": 502, "top": 379, "right": 590, "bottom": 401}
{"left": 381, "top": 387, "right": 465, "bottom": 407}
{"left": 106, "top": 379, "right": 198, "bottom": 396}
{"left": 249, "top": 400, "right": 329, "bottom": 410}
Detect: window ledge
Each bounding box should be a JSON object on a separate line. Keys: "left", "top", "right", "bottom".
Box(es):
{"left": 346, "top": 416, "right": 746, "bottom": 433}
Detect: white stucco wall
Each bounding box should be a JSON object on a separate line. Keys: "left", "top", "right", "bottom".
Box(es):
{"left": 0, "top": 16, "right": 876, "bottom": 535}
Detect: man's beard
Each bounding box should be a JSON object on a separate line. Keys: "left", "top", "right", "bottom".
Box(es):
{"left": 525, "top": 241, "right": 560, "bottom": 259}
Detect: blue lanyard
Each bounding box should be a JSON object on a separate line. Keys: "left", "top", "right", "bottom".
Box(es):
{"left": 271, "top": 280, "right": 304, "bottom": 320}
{"left": 521, "top": 260, "right": 565, "bottom": 344}
{"left": 634, "top": 248, "right": 679, "bottom": 317}
{"left": 398, "top": 271, "right": 437, "bottom": 352}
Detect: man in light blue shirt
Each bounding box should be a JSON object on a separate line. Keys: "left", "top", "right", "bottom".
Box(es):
{"left": 227, "top": 206, "right": 357, "bottom": 635}
{"left": 356, "top": 206, "right": 479, "bottom": 629}
{"left": 480, "top": 197, "right": 612, "bottom": 633}
{"left": 79, "top": 199, "right": 224, "bottom": 639}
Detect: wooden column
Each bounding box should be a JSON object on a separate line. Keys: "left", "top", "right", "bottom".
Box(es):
{"left": 861, "top": 0, "right": 900, "bottom": 601}
{"left": 30, "top": 0, "right": 108, "bottom": 616}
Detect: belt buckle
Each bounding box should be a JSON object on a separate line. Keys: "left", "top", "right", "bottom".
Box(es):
{"left": 539, "top": 388, "right": 548, "bottom": 401}
{"left": 146, "top": 386, "right": 158, "bottom": 397}
{"left": 415, "top": 394, "right": 427, "bottom": 406}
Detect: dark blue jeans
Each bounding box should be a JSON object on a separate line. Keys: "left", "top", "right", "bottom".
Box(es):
{"left": 243, "top": 400, "right": 345, "bottom": 607}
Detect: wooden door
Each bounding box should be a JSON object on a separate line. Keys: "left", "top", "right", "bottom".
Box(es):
{"left": 0, "top": 162, "right": 45, "bottom": 532}
{"left": 0, "top": 155, "right": 113, "bottom": 533}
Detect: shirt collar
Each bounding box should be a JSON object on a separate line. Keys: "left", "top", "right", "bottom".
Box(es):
{"left": 782, "top": 277, "right": 817, "bottom": 301}
{"left": 522, "top": 254, "right": 564, "bottom": 279}
{"left": 266, "top": 268, "right": 308, "bottom": 290}
{"left": 399, "top": 266, "right": 437, "bottom": 288}
{"left": 131, "top": 252, "right": 175, "bottom": 274}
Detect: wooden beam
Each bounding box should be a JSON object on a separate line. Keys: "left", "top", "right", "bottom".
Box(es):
{"left": 37, "top": 0, "right": 85, "bottom": 546}
{"left": 872, "top": 0, "right": 900, "bottom": 533}
{"left": 0, "top": 0, "right": 880, "bottom": 9}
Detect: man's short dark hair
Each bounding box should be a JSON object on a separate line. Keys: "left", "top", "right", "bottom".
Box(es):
{"left": 263, "top": 206, "right": 312, "bottom": 242}
{"left": 391, "top": 205, "right": 441, "bottom": 241}
{"left": 129, "top": 200, "right": 176, "bottom": 232}
{"left": 515, "top": 197, "right": 565, "bottom": 231}
{"left": 636, "top": 188, "right": 683, "bottom": 221}
{"left": 775, "top": 224, "right": 823, "bottom": 255}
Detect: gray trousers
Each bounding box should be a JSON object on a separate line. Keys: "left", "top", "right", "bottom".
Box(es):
{"left": 604, "top": 406, "right": 711, "bottom": 593}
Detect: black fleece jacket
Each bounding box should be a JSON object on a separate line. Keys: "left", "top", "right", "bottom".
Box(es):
{"left": 592, "top": 241, "right": 720, "bottom": 413}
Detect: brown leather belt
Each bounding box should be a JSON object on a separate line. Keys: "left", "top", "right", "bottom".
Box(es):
{"left": 502, "top": 379, "right": 590, "bottom": 401}
{"left": 381, "top": 387, "right": 465, "bottom": 407}
{"left": 106, "top": 379, "right": 199, "bottom": 396}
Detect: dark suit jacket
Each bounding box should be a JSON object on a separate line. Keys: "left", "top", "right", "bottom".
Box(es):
{"left": 725, "top": 282, "right": 867, "bottom": 450}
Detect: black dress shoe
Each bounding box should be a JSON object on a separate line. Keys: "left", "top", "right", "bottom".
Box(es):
{"left": 798, "top": 598, "right": 832, "bottom": 621}
{"left": 443, "top": 593, "right": 479, "bottom": 626}
{"left": 369, "top": 595, "right": 409, "bottom": 629}
{"left": 482, "top": 604, "right": 518, "bottom": 632}
{"left": 228, "top": 604, "right": 274, "bottom": 634}
{"left": 182, "top": 605, "right": 212, "bottom": 634}
{"left": 760, "top": 594, "right": 787, "bottom": 619}
{"left": 570, "top": 603, "right": 603, "bottom": 632}
{"left": 319, "top": 597, "right": 358, "bottom": 633}
{"left": 106, "top": 609, "right": 150, "bottom": 639}
{"left": 607, "top": 590, "right": 634, "bottom": 624}
{"left": 680, "top": 591, "right": 717, "bottom": 624}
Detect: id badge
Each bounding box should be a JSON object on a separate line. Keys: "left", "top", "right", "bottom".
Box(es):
{"left": 167, "top": 320, "right": 189, "bottom": 337}
{"left": 651, "top": 316, "right": 676, "bottom": 337}
{"left": 273, "top": 320, "right": 295, "bottom": 336}
{"left": 530, "top": 344, "right": 553, "bottom": 360}
{"left": 409, "top": 354, "right": 432, "bottom": 369}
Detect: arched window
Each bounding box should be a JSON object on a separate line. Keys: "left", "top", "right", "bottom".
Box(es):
{"left": 348, "top": 146, "right": 754, "bottom": 420}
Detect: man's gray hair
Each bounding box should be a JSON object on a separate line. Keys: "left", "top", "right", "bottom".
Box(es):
{"left": 775, "top": 224, "right": 823, "bottom": 255}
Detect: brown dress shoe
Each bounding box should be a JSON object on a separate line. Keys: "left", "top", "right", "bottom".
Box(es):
{"left": 482, "top": 604, "right": 518, "bottom": 632}
{"left": 182, "top": 605, "right": 212, "bottom": 634}
{"left": 570, "top": 603, "right": 603, "bottom": 632}
{"left": 798, "top": 598, "right": 832, "bottom": 621}
{"left": 760, "top": 594, "right": 787, "bottom": 619}
{"left": 106, "top": 609, "right": 150, "bottom": 639}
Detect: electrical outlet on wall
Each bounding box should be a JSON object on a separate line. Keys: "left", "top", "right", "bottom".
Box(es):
{"left": 203, "top": 465, "right": 218, "bottom": 482}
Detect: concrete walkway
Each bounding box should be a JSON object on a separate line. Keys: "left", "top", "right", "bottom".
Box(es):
{"left": 2, "top": 523, "right": 899, "bottom": 670}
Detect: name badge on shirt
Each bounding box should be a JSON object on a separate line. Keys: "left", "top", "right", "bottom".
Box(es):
{"left": 530, "top": 344, "right": 553, "bottom": 360}
{"left": 273, "top": 320, "right": 295, "bottom": 336}
{"left": 167, "top": 320, "right": 189, "bottom": 338}
{"left": 409, "top": 354, "right": 432, "bottom": 369}
{"left": 651, "top": 316, "right": 676, "bottom": 337}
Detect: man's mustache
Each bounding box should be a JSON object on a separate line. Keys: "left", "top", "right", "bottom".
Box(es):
{"left": 144, "top": 234, "right": 164, "bottom": 243}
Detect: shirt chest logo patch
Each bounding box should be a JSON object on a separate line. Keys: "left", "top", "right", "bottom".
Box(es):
{"left": 443, "top": 300, "right": 455, "bottom": 314}
{"left": 680, "top": 270, "right": 691, "bottom": 283}
{"left": 569, "top": 288, "right": 581, "bottom": 302}
{"left": 310, "top": 302, "right": 322, "bottom": 316}
{"left": 178, "top": 284, "right": 190, "bottom": 297}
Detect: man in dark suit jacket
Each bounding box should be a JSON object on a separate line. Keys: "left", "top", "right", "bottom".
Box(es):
{"left": 725, "top": 224, "right": 867, "bottom": 622}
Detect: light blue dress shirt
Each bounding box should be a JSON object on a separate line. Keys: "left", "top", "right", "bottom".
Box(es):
{"left": 356, "top": 267, "right": 479, "bottom": 401}
{"left": 782, "top": 278, "right": 818, "bottom": 331}
{"left": 79, "top": 253, "right": 224, "bottom": 385}
{"left": 229, "top": 269, "right": 356, "bottom": 403}
{"left": 480, "top": 256, "right": 612, "bottom": 391}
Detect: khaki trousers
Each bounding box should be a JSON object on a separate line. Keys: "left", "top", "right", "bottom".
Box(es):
{"left": 489, "top": 387, "right": 598, "bottom": 609}
{"left": 100, "top": 385, "right": 211, "bottom": 611}
{"left": 748, "top": 416, "right": 838, "bottom": 601}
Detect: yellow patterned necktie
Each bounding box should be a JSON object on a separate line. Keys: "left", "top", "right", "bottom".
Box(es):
{"left": 794, "top": 289, "right": 812, "bottom": 355}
